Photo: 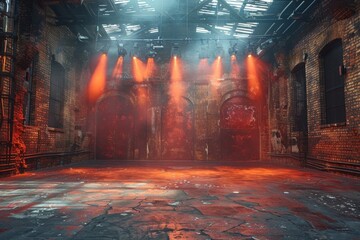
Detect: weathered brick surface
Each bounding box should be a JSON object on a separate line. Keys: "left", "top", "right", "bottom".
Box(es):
{"left": 7, "top": 1, "right": 90, "bottom": 173}
{"left": 269, "top": 1, "right": 360, "bottom": 169}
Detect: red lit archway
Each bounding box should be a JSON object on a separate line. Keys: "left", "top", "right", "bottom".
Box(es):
{"left": 220, "top": 96, "right": 260, "bottom": 161}
{"left": 161, "top": 97, "right": 194, "bottom": 160}
{"left": 96, "top": 94, "right": 134, "bottom": 160}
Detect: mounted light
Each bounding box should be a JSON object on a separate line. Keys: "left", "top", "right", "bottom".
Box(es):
{"left": 100, "top": 43, "right": 110, "bottom": 54}
{"left": 215, "top": 44, "right": 224, "bottom": 59}
{"left": 246, "top": 44, "right": 257, "bottom": 58}
{"left": 132, "top": 42, "right": 141, "bottom": 59}
{"left": 117, "top": 43, "right": 127, "bottom": 57}
{"left": 171, "top": 43, "right": 180, "bottom": 58}
{"left": 146, "top": 50, "right": 157, "bottom": 59}
{"left": 228, "top": 43, "right": 239, "bottom": 57}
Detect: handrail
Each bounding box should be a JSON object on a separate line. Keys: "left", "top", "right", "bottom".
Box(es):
{"left": 0, "top": 150, "right": 91, "bottom": 161}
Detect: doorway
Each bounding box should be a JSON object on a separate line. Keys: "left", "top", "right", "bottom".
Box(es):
{"left": 161, "top": 98, "right": 194, "bottom": 160}
{"left": 220, "top": 96, "right": 260, "bottom": 161}
{"left": 96, "top": 95, "right": 134, "bottom": 160}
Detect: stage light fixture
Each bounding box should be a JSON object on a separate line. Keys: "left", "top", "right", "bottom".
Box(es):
{"left": 100, "top": 43, "right": 110, "bottom": 54}
{"left": 246, "top": 44, "right": 256, "bottom": 58}
{"left": 215, "top": 45, "right": 224, "bottom": 59}
{"left": 117, "top": 43, "right": 127, "bottom": 57}
{"left": 146, "top": 50, "right": 157, "bottom": 59}
{"left": 228, "top": 43, "right": 239, "bottom": 57}
{"left": 171, "top": 43, "right": 181, "bottom": 58}
{"left": 131, "top": 42, "right": 141, "bottom": 59}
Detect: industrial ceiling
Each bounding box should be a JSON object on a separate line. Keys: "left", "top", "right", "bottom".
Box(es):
{"left": 47, "top": 0, "right": 319, "bottom": 53}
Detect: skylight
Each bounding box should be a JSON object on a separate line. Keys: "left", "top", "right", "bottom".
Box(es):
{"left": 104, "top": 0, "right": 274, "bottom": 40}
{"left": 196, "top": 0, "right": 273, "bottom": 38}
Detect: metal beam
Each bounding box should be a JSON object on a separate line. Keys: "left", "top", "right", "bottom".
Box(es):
{"left": 231, "top": 0, "right": 248, "bottom": 36}
{"left": 107, "top": 0, "right": 120, "bottom": 17}
{"left": 62, "top": 1, "right": 98, "bottom": 40}
{"left": 55, "top": 14, "right": 286, "bottom": 26}
{"left": 184, "top": 0, "right": 213, "bottom": 18}
{"left": 122, "top": 25, "right": 153, "bottom": 39}
{"left": 218, "top": 0, "right": 245, "bottom": 21}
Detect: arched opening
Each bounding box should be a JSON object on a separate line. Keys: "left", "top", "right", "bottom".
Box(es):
{"left": 48, "top": 60, "right": 65, "bottom": 129}
{"left": 220, "top": 96, "right": 259, "bottom": 161}
{"left": 96, "top": 95, "right": 134, "bottom": 160}
{"left": 319, "top": 38, "right": 346, "bottom": 124}
{"left": 161, "top": 98, "right": 194, "bottom": 160}
{"left": 291, "top": 62, "right": 308, "bottom": 156}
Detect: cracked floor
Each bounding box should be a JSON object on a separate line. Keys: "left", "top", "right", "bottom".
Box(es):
{"left": 0, "top": 161, "right": 359, "bottom": 240}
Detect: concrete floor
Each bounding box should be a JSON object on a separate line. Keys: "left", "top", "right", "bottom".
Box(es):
{"left": 0, "top": 161, "right": 359, "bottom": 240}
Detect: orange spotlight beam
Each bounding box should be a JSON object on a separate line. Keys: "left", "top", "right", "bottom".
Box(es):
{"left": 169, "top": 56, "right": 184, "bottom": 104}
{"left": 198, "top": 58, "right": 210, "bottom": 79}
{"left": 145, "top": 57, "right": 156, "bottom": 79}
{"left": 132, "top": 57, "right": 145, "bottom": 82}
{"left": 211, "top": 56, "right": 223, "bottom": 80}
{"left": 246, "top": 55, "right": 260, "bottom": 97}
{"left": 112, "top": 56, "right": 123, "bottom": 79}
{"left": 230, "top": 55, "right": 240, "bottom": 78}
{"left": 88, "top": 54, "right": 107, "bottom": 103}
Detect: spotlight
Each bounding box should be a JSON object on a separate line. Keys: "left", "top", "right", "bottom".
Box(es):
{"left": 117, "top": 43, "right": 127, "bottom": 57}
{"left": 228, "top": 43, "right": 239, "bottom": 56}
{"left": 132, "top": 42, "right": 141, "bottom": 59}
{"left": 246, "top": 44, "right": 256, "bottom": 58}
{"left": 146, "top": 50, "right": 157, "bottom": 59}
{"left": 256, "top": 38, "right": 275, "bottom": 56}
{"left": 215, "top": 45, "right": 224, "bottom": 59}
{"left": 100, "top": 43, "right": 110, "bottom": 54}
{"left": 171, "top": 43, "right": 181, "bottom": 58}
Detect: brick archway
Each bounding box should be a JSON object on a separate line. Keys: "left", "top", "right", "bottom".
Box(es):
{"left": 95, "top": 94, "right": 134, "bottom": 160}
{"left": 161, "top": 97, "right": 194, "bottom": 160}
{"left": 220, "top": 96, "right": 260, "bottom": 161}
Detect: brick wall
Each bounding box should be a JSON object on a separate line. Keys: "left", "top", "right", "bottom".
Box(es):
{"left": 80, "top": 57, "right": 270, "bottom": 161}
{"left": 269, "top": 1, "right": 360, "bottom": 172}
{"left": 11, "top": 1, "right": 90, "bottom": 173}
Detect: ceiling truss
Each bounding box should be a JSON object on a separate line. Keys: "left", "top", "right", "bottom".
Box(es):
{"left": 48, "top": 0, "right": 319, "bottom": 49}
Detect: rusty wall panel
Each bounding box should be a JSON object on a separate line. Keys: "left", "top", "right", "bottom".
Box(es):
{"left": 220, "top": 97, "right": 260, "bottom": 161}
{"left": 96, "top": 95, "right": 134, "bottom": 160}
{"left": 161, "top": 98, "right": 194, "bottom": 160}
{"left": 147, "top": 106, "right": 162, "bottom": 160}
{"left": 194, "top": 85, "right": 208, "bottom": 160}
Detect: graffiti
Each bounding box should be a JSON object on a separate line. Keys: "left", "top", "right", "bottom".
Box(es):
{"left": 271, "top": 129, "right": 286, "bottom": 153}
{"left": 220, "top": 97, "right": 259, "bottom": 160}
{"left": 291, "top": 137, "right": 299, "bottom": 153}
{"left": 222, "top": 104, "right": 256, "bottom": 129}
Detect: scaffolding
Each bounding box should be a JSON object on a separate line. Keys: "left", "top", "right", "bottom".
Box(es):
{"left": 0, "top": 0, "right": 17, "bottom": 174}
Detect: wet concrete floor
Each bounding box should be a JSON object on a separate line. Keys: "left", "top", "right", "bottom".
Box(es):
{"left": 0, "top": 161, "right": 359, "bottom": 240}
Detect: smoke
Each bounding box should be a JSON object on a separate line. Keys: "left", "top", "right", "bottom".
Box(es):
{"left": 87, "top": 54, "right": 107, "bottom": 104}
